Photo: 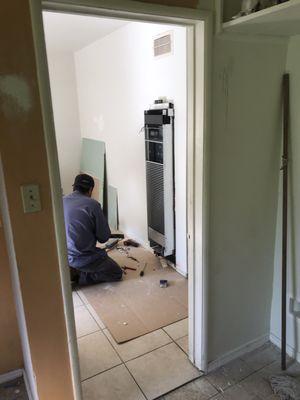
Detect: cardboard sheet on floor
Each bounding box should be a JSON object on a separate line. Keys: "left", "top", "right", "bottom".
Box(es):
{"left": 81, "top": 247, "right": 188, "bottom": 343}
{"left": 80, "top": 138, "right": 105, "bottom": 204}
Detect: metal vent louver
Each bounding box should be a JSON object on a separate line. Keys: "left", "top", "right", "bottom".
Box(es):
{"left": 146, "top": 162, "right": 165, "bottom": 234}
{"left": 154, "top": 33, "right": 172, "bottom": 57}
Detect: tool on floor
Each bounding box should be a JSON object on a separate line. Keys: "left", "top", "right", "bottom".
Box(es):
{"left": 123, "top": 239, "right": 139, "bottom": 247}
{"left": 160, "top": 279, "right": 168, "bottom": 288}
{"left": 139, "top": 262, "right": 147, "bottom": 277}
{"left": 281, "top": 73, "right": 290, "bottom": 371}
{"left": 123, "top": 266, "right": 137, "bottom": 271}
{"left": 127, "top": 255, "right": 139, "bottom": 263}
{"left": 105, "top": 238, "right": 120, "bottom": 251}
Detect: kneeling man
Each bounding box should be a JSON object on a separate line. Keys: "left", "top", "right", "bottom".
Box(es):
{"left": 63, "top": 174, "right": 123, "bottom": 286}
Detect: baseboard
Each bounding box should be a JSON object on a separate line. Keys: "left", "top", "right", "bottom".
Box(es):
{"left": 0, "top": 368, "right": 23, "bottom": 384}
{"left": 0, "top": 368, "right": 34, "bottom": 399}
{"left": 207, "top": 334, "right": 269, "bottom": 373}
{"left": 270, "top": 332, "right": 299, "bottom": 362}
{"left": 168, "top": 261, "right": 188, "bottom": 278}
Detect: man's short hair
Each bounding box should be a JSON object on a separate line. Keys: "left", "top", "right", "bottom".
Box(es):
{"left": 73, "top": 174, "right": 95, "bottom": 194}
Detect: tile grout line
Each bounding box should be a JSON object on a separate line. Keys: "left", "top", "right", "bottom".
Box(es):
{"left": 77, "top": 328, "right": 101, "bottom": 340}
{"left": 162, "top": 328, "right": 191, "bottom": 357}
{"left": 151, "top": 375, "right": 207, "bottom": 400}
{"left": 174, "top": 333, "right": 189, "bottom": 342}
{"left": 85, "top": 304, "right": 106, "bottom": 331}
{"left": 112, "top": 339, "right": 177, "bottom": 364}
{"left": 74, "top": 298, "right": 106, "bottom": 332}
{"left": 76, "top": 324, "right": 122, "bottom": 364}
{"left": 123, "top": 361, "right": 149, "bottom": 400}
{"left": 80, "top": 361, "right": 124, "bottom": 383}
{"left": 124, "top": 342, "right": 202, "bottom": 400}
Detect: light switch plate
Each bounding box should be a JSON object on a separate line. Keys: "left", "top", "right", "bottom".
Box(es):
{"left": 20, "top": 184, "right": 42, "bottom": 213}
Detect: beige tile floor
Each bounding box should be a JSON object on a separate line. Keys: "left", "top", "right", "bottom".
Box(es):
{"left": 74, "top": 289, "right": 195, "bottom": 399}
{"left": 74, "top": 290, "right": 299, "bottom": 400}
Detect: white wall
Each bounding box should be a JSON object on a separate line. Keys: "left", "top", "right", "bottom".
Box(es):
{"left": 270, "top": 35, "right": 300, "bottom": 360}
{"left": 208, "top": 37, "right": 287, "bottom": 363}
{"left": 47, "top": 52, "right": 82, "bottom": 195}
{"left": 75, "top": 22, "right": 187, "bottom": 273}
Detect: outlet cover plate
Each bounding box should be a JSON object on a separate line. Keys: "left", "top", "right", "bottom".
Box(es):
{"left": 20, "top": 184, "right": 42, "bottom": 213}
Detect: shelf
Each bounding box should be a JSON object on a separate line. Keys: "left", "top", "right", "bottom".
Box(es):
{"left": 222, "top": 0, "right": 300, "bottom": 37}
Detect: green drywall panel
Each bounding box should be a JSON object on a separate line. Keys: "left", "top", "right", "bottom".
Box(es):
{"left": 81, "top": 138, "right": 105, "bottom": 205}
{"left": 107, "top": 185, "right": 118, "bottom": 231}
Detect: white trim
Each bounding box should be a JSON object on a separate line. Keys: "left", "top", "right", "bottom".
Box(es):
{"left": 28, "top": 2, "right": 82, "bottom": 400}
{"left": 215, "top": 0, "right": 223, "bottom": 35}
{"left": 216, "top": 32, "right": 288, "bottom": 45}
{"left": 42, "top": 0, "right": 210, "bottom": 23}
{"left": 207, "top": 334, "right": 269, "bottom": 372}
{"left": 30, "top": 1, "right": 212, "bottom": 394}
{"left": 23, "top": 369, "right": 34, "bottom": 400}
{"left": 270, "top": 332, "right": 299, "bottom": 362}
{"left": 0, "top": 158, "right": 39, "bottom": 400}
{"left": 0, "top": 369, "right": 23, "bottom": 385}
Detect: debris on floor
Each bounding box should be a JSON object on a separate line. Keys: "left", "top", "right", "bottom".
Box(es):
{"left": 139, "top": 262, "right": 147, "bottom": 277}
{"left": 159, "top": 256, "right": 169, "bottom": 269}
{"left": 123, "top": 238, "right": 140, "bottom": 247}
{"left": 270, "top": 375, "right": 300, "bottom": 400}
{"left": 160, "top": 279, "right": 168, "bottom": 288}
{"left": 105, "top": 238, "right": 120, "bottom": 251}
{"left": 0, "top": 378, "right": 29, "bottom": 400}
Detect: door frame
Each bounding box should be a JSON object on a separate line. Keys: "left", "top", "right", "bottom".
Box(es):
{"left": 29, "top": 1, "right": 212, "bottom": 398}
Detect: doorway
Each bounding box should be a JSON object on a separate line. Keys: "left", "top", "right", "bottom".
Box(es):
{"left": 29, "top": 1, "right": 210, "bottom": 399}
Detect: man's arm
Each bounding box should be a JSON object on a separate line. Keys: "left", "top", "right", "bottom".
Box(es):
{"left": 93, "top": 203, "right": 111, "bottom": 243}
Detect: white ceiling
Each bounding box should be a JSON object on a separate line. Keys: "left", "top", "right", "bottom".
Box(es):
{"left": 43, "top": 12, "right": 128, "bottom": 53}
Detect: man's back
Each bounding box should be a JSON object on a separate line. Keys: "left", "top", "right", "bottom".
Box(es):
{"left": 63, "top": 191, "right": 111, "bottom": 268}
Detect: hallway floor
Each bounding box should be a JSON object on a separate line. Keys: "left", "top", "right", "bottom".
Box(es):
{"left": 73, "top": 290, "right": 299, "bottom": 400}
{"left": 160, "top": 342, "right": 300, "bottom": 400}
{"left": 0, "top": 377, "right": 28, "bottom": 400}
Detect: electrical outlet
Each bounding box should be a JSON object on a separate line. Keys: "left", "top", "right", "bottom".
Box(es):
{"left": 20, "top": 184, "right": 42, "bottom": 213}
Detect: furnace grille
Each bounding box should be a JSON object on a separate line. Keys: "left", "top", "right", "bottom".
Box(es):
{"left": 146, "top": 162, "right": 165, "bottom": 234}
{"left": 153, "top": 32, "right": 172, "bottom": 57}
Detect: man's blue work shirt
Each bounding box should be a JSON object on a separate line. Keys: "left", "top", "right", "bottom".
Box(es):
{"left": 63, "top": 191, "right": 111, "bottom": 268}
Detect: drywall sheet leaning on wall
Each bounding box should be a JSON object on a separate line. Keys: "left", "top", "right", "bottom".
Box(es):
{"left": 81, "top": 138, "right": 105, "bottom": 205}
{"left": 108, "top": 185, "right": 118, "bottom": 231}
